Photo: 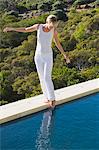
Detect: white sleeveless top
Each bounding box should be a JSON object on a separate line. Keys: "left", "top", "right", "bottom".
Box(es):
{"left": 35, "top": 24, "right": 54, "bottom": 54}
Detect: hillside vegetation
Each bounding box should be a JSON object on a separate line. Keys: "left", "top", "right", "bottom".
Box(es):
{"left": 0, "top": 0, "right": 99, "bottom": 105}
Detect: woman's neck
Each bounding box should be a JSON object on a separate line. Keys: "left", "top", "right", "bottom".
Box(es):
{"left": 44, "top": 24, "right": 53, "bottom": 30}
{"left": 43, "top": 24, "right": 53, "bottom": 32}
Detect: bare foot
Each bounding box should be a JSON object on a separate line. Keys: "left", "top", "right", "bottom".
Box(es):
{"left": 48, "top": 100, "right": 56, "bottom": 108}
{"left": 44, "top": 99, "right": 49, "bottom": 103}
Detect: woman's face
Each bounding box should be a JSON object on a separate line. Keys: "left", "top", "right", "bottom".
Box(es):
{"left": 46, "top": 18, "right": 59, "bottom": 29}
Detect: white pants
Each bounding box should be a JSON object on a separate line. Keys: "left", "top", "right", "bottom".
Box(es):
{"left": 34, "top": 52, "right": 55, "bottom": 101}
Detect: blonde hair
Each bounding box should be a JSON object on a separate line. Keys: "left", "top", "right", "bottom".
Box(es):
{"left": 46, "top": 15, "right": 57, "bottom": 24}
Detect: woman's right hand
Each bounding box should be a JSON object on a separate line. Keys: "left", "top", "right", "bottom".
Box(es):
{"left": 3, "top": 27, "right": 14, "bottom": 32}
{"left": 63, "top": 54, "right": 71, "bottom": 64}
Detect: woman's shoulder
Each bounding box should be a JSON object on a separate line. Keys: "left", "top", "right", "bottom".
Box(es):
{"left": 37, "top": 24, "right": 43, "bottom": 30}
{"left": 37, "top": 24, "right": 40, "bottom": 30}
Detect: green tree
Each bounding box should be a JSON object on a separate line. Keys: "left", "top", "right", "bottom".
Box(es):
{"left": 52, "top": 9, "right": 68, "bottom": 21}
{"left": 12, "top": 72, "right": 41, "bottom": 98}
{"left": 37, "top": 1, "right": 52, "bottom": 12}
{"left": 74, "top": 0, "right": 96, "bottom": 6}
{"left": 52, "top": 1, "right": 66, "bottom": 11}
{"left": 0, "top": 70, "right": 12, "bottom": 104}
{"left": 0, "top": 0, "right": 17, "bottom": 11}
{"left": 52, "top": 66, "right": 83, "bottom": 88}
{"left": 70, "top": 48, "right": 98, "bottom": 70}
{"left": 81, "top": 65, "right": 99, "bottom": 80}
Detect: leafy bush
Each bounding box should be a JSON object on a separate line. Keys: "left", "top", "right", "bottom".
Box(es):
{"left": 52, "top": 1, "right": 66, "bottom": 11}
{"left": 37, "top": 1, "right": 52, "bottom": 12}
{"left": 51, "top": 9, "right": 68, "bottom": 21}
{"left": 74, "top": 0, "right": 96, "bottom": 6}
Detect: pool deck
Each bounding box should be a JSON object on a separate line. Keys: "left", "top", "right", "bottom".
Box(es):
{"left": 0, "top": 78, "right": 99, "bottom": 124}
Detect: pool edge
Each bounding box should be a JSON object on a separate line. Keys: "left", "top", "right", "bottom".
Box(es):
{"left": 0, "top": 78, "right": 99, "bottom": 124}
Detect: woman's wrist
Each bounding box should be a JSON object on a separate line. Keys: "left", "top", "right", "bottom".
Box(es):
{"left": 11, "top": 27, "right": 15, "bottom": 31}
{"left": 63, "top": 53, "right": 67, "bottom": 58}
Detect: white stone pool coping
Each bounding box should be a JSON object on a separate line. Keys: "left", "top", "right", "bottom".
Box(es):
{"left": 0, "top": 78, "right": 99, "bottom": 124}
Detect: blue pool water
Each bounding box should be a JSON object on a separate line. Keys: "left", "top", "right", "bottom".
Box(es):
{"left": 1, "top": 93, "right": 99, "bottom": 150}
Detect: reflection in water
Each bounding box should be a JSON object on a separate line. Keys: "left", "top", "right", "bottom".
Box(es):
{"left": 35, "top": 108, "right": 55, "bottom": 150}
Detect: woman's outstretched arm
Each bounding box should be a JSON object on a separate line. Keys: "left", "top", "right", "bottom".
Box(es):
{"left": 3, "top": 24, "right": 40, "bottom": 33}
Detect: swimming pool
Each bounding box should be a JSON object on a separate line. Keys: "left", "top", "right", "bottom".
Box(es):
{"left": 1, "top": 93, "right": 99, "bottom": 150}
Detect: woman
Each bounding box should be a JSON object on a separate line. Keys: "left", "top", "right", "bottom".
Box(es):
{"left": 3, "top": 14, "right": 70, "bottom": 108}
